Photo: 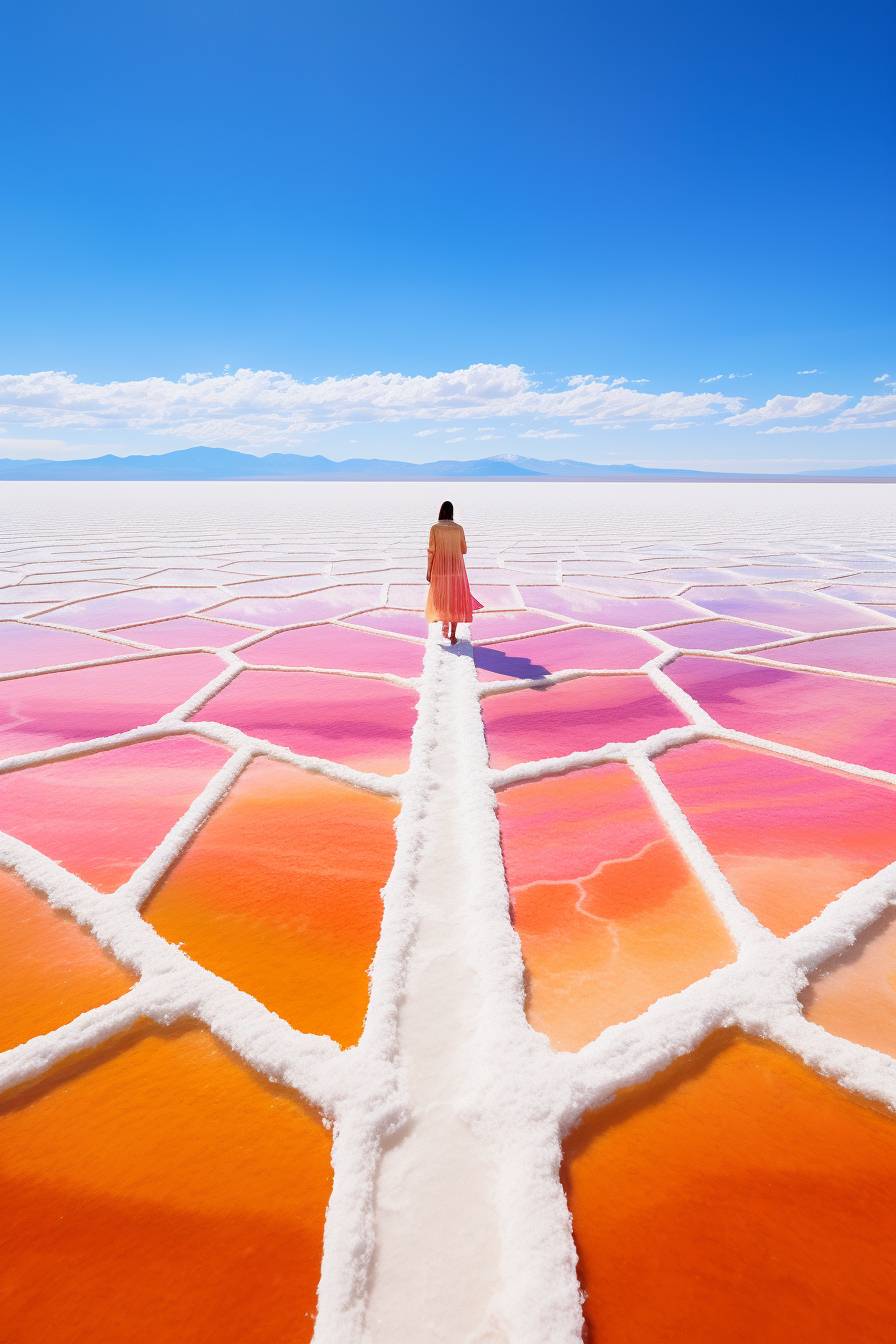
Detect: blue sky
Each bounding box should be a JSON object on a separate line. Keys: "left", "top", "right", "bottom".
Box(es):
{"left": 1, "top": 0, "right": 893, "bottom": 467}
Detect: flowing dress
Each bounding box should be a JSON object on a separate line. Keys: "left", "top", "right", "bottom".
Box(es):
{"left": 425, "top": 521, "right": 482, "bottom": 623}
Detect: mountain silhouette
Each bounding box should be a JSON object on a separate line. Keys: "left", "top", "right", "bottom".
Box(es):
{"left": 1, "top": 445, "right": 894, "bottom": 481}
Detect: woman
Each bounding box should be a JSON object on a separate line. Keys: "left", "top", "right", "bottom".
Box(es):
{"left": 425, "top": 500, "right": 481, "bottom": 643}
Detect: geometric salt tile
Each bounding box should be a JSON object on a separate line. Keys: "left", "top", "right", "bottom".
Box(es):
{"left": 0, "top": 736, "right": 230, "bottom": 890}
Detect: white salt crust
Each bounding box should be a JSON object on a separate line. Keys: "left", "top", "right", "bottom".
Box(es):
{"left": 1, "top": 513, "right": 896, "bottom": 1341}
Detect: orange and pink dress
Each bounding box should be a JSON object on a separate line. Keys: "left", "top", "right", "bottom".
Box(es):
{"left": 425, "top": 520, "right": 482, "bottom": 624}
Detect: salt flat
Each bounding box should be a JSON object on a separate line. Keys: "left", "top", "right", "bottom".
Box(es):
{"left": 1, "top": 480, "right": 895, "bottom": 1344}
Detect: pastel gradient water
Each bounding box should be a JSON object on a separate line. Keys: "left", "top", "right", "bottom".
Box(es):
{"left": 208, "top": 586, "right": 383, "bottom": 625}
{"left": 474, "top": 627, "right": 653, "bottom": 680}
{"left": 0, "top": 737, "right": 230, "bottom": 890}
{"left": 146, "top": 759, "right": 397, "bottom": 1042}
{"left": 683, "top": 586, "right": 889, "bottom": 633}
{"left": 656, "top": 740, "right": 896, "bottom": 933}
{"left": 2, "top": 580, "right": 121, "bottom": 603}
{"left": 499, "top": 765, "right": 734, "bottom": 1047}
{"left": 825, "top": 583, "right": 896, "bottom": 603}
{"left": 804, "top": 913, "right": 896, "bottom": 1058}
{"left": 0, "top": 870, "right": 134, "bottom": 1049}
{"left": 757, "top": 628, "right": 896, "bottom": 675}
{"left": 653, "top": 619, "right": 776, "bottom": 651}
{"left": 39, "top": 587, "right": 219, "bottom": 630}
{"left": 519, "top": 586, "right": 690, "bottom": 625}
{"left": 482, "top": 674, "right": 687, "bottom": 768}
{"left": 118, "top": 616, "right": 259, "bottom": 648}
{"left": 0, "top": 620, "right": 134, "bottom": 671}
{"left": 194, "top": 669, "right": 416, "bottom": 772}
{"left": 343, "top": 608, "right": 427, "bottom": 638}
{"left": 472, "top": 610, "right": 571, "bottom": 640}
{"left": 240, "top": 623, "right": 424, "bottom": 676}
{"left": 224, "top": 575, "right": 334, "bottom": 597}
{"left": 0, "top": 654, "right": 223, "bottom": 757}
{"left": 667, "top": 657, "right": 896, "bottom": 772}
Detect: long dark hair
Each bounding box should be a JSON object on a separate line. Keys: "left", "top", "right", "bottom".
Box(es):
{"left": 438, "top": 500, "right": 454, "bottom": 520}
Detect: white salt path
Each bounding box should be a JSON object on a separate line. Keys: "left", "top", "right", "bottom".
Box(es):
{"left": 364, "top": 643, "right": 506, "bottom": 1342}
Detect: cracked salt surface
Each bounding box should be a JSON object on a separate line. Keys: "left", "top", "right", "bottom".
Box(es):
{"left": 1, "top": 481, "right": 896, "bottom": 1342}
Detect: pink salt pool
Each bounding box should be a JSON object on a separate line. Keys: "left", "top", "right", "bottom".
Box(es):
{"left": 652, "top": 620, "right": 780, "bottom": 651}
{"left": 0, "top": 622, "right": 134, "bottom": 673}
{"left": 472, "top": 611, "right": 571, "bottom": 641}
{"left": 240, "top": 624, "right": 424, "bottom": 676}
{"left": 756, "top": 628, "right": 896, "bottom": 676}
{"left": 207, "top": 586, "right": 383, "bottom": 626}
{"left": 38, "top": 588, "right": 219, "bottom": 631}
{"left": 0, "top": 736, "right": 230, "bottom": 890}
{"left": 519, "top": 586, "right": 691, "bottom": 627}
{"left": 498, "top": 763, "right": 734, "bottom": 1047}
{"left": 482, "top": 675, "right": 687, "bottom": 768}
{"left": 804, "top": 912, "right": 896, "bottom": 1058}
{"left": 115, "top": 616, "right": 260, "bottom": 649}
{"left": 656, "top": 739, "right": 896, "bottom": 933}
{"left": 667, "top": 656, "right": 896, "bottom": 772}
{"left": 474, "top": 626, "right": 654, "bottom": 680}
{"left": 342, "top": 609, "right": 427, "bottom": 639}
{"left": 0, "top": 654, "right": 223, "bottom": 758}
{"left": 683, "top": 586, "right": 886, "bottom": 634}
{"left": 193, "top": 668, "right": 416, "bottom": 773}
{"left": 225, "top": 576, "right": 337, "bottom": 597}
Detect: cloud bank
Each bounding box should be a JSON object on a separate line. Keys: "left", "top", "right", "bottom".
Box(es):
{"left": 723, "top": 392, "right": 849, "bottom": 428}
{"left": 0, "top": 364, "right": 890, "bottom": 448}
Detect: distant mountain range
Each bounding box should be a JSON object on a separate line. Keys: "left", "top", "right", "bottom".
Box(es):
{"left": 1, "top": 446, "right": 895, "bottom": 481}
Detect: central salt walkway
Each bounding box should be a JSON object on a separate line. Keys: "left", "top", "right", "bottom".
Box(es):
{"left": 363, "top": 639, "right": 508, "bottom": 1343}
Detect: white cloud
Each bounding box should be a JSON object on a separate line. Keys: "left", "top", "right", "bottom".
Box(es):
{"left": 873, "top": 373, "right": 892, "bottom": 383}
{"left": 0, "top": 364, "right": 744, "bottom": 446}
{"left": 724, "top": 392, "right": 848, "bottom": 427}
{"left": 835, "top": 392, "right": 896, "bottom": 419}
{"left": 698, "top": 372, "right": 752, "bottom": 384}
{"left": 796, "top": 368, "right": 821, "bottom": 375}
{"left": 824, "top": 393, "right": 896, "bottom": 432}
{"left": 519, "top": 428, "right": 577, "bottom": 440}
{"left": 755, "top": 393, "right": 896, "bottom": 434}
{"left": 557, "top": 379, "right": 741, "bottom": 426}
{"left": 760, "top": 420, "right": 896, "bottom": 434}
{"left": 567, "top": 373, "right": 628, "bottom": 388}
{"left": 757, "top": 426, "right": 816, "bottom": 435}
{"left": 3, "top": 365, "right": 888, "bottom": 447}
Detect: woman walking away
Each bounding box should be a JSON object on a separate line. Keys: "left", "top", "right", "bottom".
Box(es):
{"left": 425, "top": 500, "right": 482, "bottom": 644}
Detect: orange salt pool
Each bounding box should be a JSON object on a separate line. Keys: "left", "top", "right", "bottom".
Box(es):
{"left": 498, "top": 765, "right": 733, "bottom": 1048}
{"left": 145, "top": 758, "right": 398, "bottom": 1043}
{"left": 0, "top": 1025, "right": 331, "bottom": 1344}
{"left": 564, "top": 1033, "right": 896, "bottom": 1343}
